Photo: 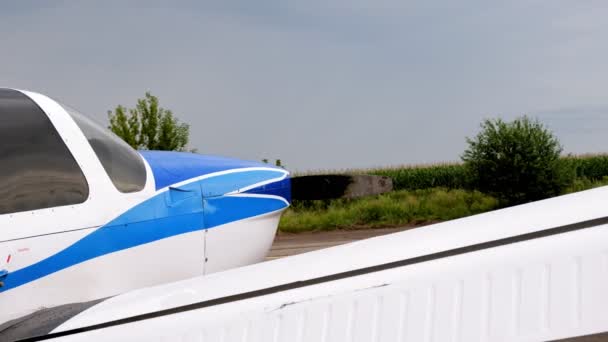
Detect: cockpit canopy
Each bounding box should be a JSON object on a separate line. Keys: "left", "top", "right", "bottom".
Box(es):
{"left": 62, "top": 105, "right": 146, "bottom": 193}
{"left": 0, "top": 89, "right": 146, "bottom": 215}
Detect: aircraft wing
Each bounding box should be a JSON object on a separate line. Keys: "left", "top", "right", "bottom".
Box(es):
{"left": 6, "top": 186, "right": 608, "bottom": 341}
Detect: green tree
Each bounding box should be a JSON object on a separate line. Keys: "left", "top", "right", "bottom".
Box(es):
{"left": 108, "top": 92, "right": 190, "bottom": 151}
{"left": 462, "top": 116, "right": 574, "bottom": 206}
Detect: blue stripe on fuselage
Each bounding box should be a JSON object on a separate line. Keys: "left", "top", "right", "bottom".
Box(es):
{"left": 0, "top": 169, "right": 290, "bottom": 293}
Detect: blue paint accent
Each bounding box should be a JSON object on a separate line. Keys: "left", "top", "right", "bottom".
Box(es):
{"left": 140, "top": 151, "right": 283, "bottom": 190}
{"left": 0, "top": 169, "right": 290, "bottom": 293}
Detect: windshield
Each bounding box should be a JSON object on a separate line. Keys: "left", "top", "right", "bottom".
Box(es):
{"left": 0, "top": 89, "right": 88, "bottom": 214}
{"left": 63, "top": 105, "right": 147, "bottom": 193}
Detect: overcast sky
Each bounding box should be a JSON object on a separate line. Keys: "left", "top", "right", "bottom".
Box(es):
{"left": 1, "top": 1, "right": 607, "bottom": 171}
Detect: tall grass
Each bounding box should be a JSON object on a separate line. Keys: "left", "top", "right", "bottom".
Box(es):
{"left": 563, "top": 176, "right": 608, "bottom": 194}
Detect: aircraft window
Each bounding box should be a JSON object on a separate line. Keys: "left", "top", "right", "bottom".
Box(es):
{"left": 63, "top": 105, "right": 147, "bottom": 193}
{"left": 0, "top": 89, "right": 89, "bottom": 215}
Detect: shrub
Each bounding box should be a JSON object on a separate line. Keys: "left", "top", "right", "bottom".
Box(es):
{"left": 462, "top": 116, "right": 574, "bottom": 206}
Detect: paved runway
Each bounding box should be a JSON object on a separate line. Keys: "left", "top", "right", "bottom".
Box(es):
{"left": 267, "top": 227, "right": 415, "bottom": 260}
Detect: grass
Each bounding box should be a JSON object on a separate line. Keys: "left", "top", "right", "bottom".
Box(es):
{"left": 279, "top": 188, "right": 498, "bottom": 233}
{"left": 563, "top": 176, "right": 608, "bottom": 194}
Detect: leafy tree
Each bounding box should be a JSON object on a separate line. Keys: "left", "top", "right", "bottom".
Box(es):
{"left": 462, "top": 116, "right": 574, "bottom": 206}
{"left": 108, "top": 92, "right": 190, "bottom": 151}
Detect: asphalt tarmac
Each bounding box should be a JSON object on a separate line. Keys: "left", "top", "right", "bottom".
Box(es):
{"left": 266, "top": 227, "right": 413, "bottom": 260}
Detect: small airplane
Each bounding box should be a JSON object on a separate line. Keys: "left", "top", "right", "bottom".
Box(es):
{"left": 0, "top": 88, "right": 294, "bottom": 324}
{"left": 0, "top": 88, "right": 391, "bottom": 327}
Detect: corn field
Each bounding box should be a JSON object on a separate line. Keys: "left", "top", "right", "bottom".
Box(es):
{"left": 298, "top": 154, "right": 608, "bottom": 191}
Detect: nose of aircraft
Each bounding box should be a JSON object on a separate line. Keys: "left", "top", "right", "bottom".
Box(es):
{"left": 139, "top": 151, "right": 291, "bottom": 202}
